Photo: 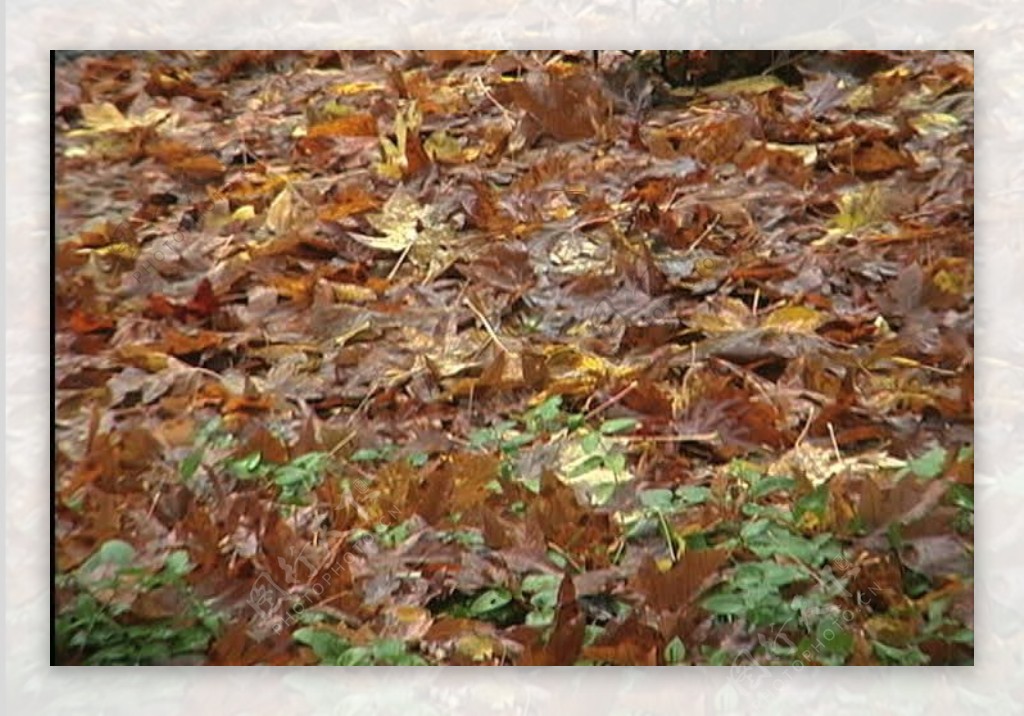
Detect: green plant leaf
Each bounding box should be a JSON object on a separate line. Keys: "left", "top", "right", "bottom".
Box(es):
{"left": 469, "top": 588, "right": 512, "bottom": 615}
{"left": 351, "top": 447, "right": 387, "bottom": 462}
{"left": 639, "top": 489, "right": 675, "bottom": 511}
{"left": 748, "top": 475, "right": 795, "bottom": 500}
{"left": 908, "top": 446, "right": 947, "bottom": 479}
{"left": 675, "top": 485, "right": 711, "bottom": 506}
{"left": 568, "top": 454, "right": 605, "bottom": 478}
{"left": 86, "top": 539, "right": 136, "bottom": 569}
{"left": 521, "top": 573, "right": 561, "bottom": 594}
{"left": 501, "top": 432, "right": 536, "bottom": 451}
{"left": 599, "top": 417, "right": 638, "bottom": 435}
{"left": 469, "top": 428, "right": 496, "bottom": 449}
{"left": 816, "top": 619, "right": 854, "bottom": 658}
{"left": 163, "top": 550, "right": 192, "bottom": 577}
{"left": 293, "top": 627, "right": 350, "bottom": 663}
{"left": 605, "top": 452, "right": 627, "bottom": 475}
{"left": 872, "top": 640, "right": 928, "bottom": 665}
{"left": 581, "top": 431, "right": 602, "bottom": 455}
{"left": 239, "top": 451, "right": 263, "bottom": 471}
{"left": 337, "top": 646, "right": 373, "bottom": 665}
{"left": 372, "top": 638, "right": 407, "bottom": 662}
{"left": 664, "top": 636, "right": 686, "bottom": 664}
{"left": 180, "top": 449, "right": 204, "bottom": 481}
{"left": 531, "top": 395, "right": 564, "bottom": 425}
{"left": 701, "top": 592, "right": 747, "bottom": 616}
{"left": 794, "top": 484, "right": 829, "bottom": 522}
{"left": 946, "top": 483, "right": 973, "bottom": 511}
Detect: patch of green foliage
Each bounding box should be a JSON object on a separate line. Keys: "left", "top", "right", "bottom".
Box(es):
{"left": 293, "top": 629, "right": 428, "bottom": 666}
{"left": 180, "top": 418, "right": 330, "bottom": 505}
{"left": 55, "top": 540, "right": 222, "bottom": 665}
{"left": 469, "top": 395, "right": 636, "bottom": 499}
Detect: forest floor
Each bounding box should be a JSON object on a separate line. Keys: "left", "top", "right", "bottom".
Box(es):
{"left": 54, "top": 50, "right": 973, "bottom": 665}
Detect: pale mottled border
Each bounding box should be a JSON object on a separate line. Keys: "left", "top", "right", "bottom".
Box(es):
{"left": 7, "top": 1, "right": 1011, "bottom": 713}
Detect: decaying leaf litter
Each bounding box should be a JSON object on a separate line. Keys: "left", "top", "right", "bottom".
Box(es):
{"left": 54, "top": 50, "right": 973, "bottom": 665}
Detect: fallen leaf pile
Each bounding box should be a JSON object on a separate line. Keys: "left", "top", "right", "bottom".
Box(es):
{"left": 55, "top": 50, "right": 973, "bottom": 665}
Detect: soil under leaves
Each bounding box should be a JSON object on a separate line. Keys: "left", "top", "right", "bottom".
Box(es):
{"left": 54, "top": 50, "right": 973, "bottom": 666}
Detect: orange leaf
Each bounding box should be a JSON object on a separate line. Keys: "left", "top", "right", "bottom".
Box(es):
{"left": 851, "top": 140, "right": 915, "bottom": 174}
{"left": 171, "top": 154, "right": 226, "bottom": 184}
{"left": 317, "top": 184, "right": 380, "bottom": 222}
{"left": 67, "top": 309, "right": 115, "bottom": 335}
{"left": 307, "top": 113, "right": 378, "bottom": 138}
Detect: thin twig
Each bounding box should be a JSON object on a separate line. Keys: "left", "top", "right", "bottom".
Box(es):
{"left": 827, "top": 422, "right": 843, "bottom": 463}
{"left": 345, "top": 380, "right": 380, "bottom": 429}
{"left": 387, "top": 242, "right": 413, "bottom": 280}
{"left": 685, "top": 214, "right": 720, "bottom": 254}
{"left": 464, "top": 297, "right": 510, "bottom": 354}
{"left": 584, "top": 380, "right": 638, "bottom": 421}
{"left": 655, "top": 509, "right": 678, "bottom": 563}
{"left": 474, "top": 75, "right": 514, "bottom": 123}
{"left": 329, "top": 381, "right": 382, "bottom": 457}
{"left": 546, "top": 541, "right": 584, "bottom": 573}
{"left": 328, "top": 430, "right": 357, "bottom": 458}
{"left": 795, "top": 407, "right": 816, "bottom": 448}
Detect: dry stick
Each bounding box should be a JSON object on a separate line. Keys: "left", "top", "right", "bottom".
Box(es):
{"left": 584, "top": 380, "right": 638, "bottom": 421}
{"left": 827, "top": 421, "right": 843, "bottom": 463}
{"left": 475, "top": 75, "right": 514, "bottom": 123}
{"left": 464, "top": 297, "right": 511, "bottom": 354}
{"left": 712, "top": 357, "right": 776, "bottom": 406}
{"left": 795, "top": 406, "right": 817, "bottom": 448}
{"left": 145, "top": 487, "right": 163, "bottom": 522}
{"left": 388, "top": 241, "right": 414, "bottom": 281}
{"left": 328, "top": 381, "right": 382, "bottom": 457}
{"left": 546, "top": 541, "right": 584, "bottom": 574}
{"left": 888, "top": 356, "right": 960, "bottom": 376}
{"left": 685, "top": 214, "right": 720, "bottom": 254}
{"left": 328, "top": 431, "right": 358, "bottom": 459}
{"left": 656, "top": 508, "right": 678, "bottom": 563}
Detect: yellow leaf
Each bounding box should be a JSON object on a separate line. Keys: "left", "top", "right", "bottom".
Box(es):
{"left": 116, "top": 346, "right": 170, "bottom": 372}
{"left": 424, "top": 130, "right": 464, "bottom": 163}
{"left": 231, "top": 205, "right": 256, "bottom": 222}
{"left": 829, "top": 184, "right": 888, "bottom": 232}
{"left": 556, "top": 432, "right": 634, "bottom": 506}
{"left": 704, "top": 74, "right": 785, "bottom": 97}
{"left": 264, "top": 185, "right": 296, "bottom": 235}
{"left": 762, "top": 305, "right": 824, "bottom": 333}
{"left": 763, "top": 141, "right": 818, "bottom": 166}
{"left": 330, "top": 80, "right": 385, "bottom": 96}
{"left": 78, "top": 242, "right": 138, "bottom": 260}
{"left": 910, "top": 112, "right": 960, "bottom": 138}
{"left": 350, "top": 189, "right": 423, "bottom": 252}
{"left": 373, "top": 100, "right": 423, "bottom": 179}
{"left": 455, "top": 634, "right": 495, "bottom": 661}
{"left": 689, "top": 298, "right": 752, "bottom": 334}
{"left": 331, "top": 282, "right": 378, "bottom": 303}
{"left": 69, "top": 102, "right": 170, "bottom": 135}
